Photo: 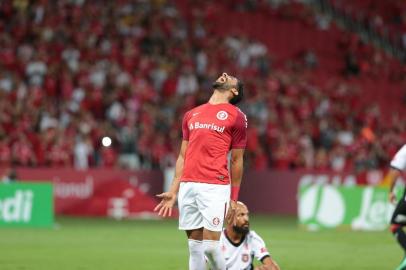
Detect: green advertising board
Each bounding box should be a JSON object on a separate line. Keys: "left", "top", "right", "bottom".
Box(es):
{"left": 0, "top": 182, "right": 53, "bottom": 228}
{"left": 298, "top": 184, "right": 398, "bottom": 231}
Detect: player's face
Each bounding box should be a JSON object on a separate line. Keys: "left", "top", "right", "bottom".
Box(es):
{"left": 233, "top": 205, "right": 250, "bottom": 234}
{"left": 213, "top": 73, "right": 238, "bottom": 92}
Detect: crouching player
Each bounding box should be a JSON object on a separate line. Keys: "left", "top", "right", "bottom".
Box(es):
{"left": 218, "top": 201, "right": 280, "bottom": 270}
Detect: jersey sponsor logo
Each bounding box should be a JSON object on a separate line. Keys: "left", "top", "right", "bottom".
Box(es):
{"left": 216, "top": 111, "right": 228, "bottom": 120}
{"left": 213, "top": 217, "right": 220, "bottom": 226}
{"left": 242, "top": 254, "right": 249, "bottom": 262}
{"left": 189, "top": 122, "right": 225, "bottom": 133}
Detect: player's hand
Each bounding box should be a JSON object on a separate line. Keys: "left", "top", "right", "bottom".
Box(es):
{"left": 389, "top": 191, "right": 397, "bottom": 204}
{"left": 227, "top": 200, "right": 238, "bottom": 225}
{"left": 154, "top": 191, "right": 177, "bottom": 218}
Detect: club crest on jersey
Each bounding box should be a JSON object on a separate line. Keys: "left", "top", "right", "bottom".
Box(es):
{"left": 242, "top": 254, "right": 249, "bottom": 262}
{"left": 216, "top": 111, "right": 228, "bottom": 120}
{"left": 213, "top": 217, "right": 220, "bottom": 226}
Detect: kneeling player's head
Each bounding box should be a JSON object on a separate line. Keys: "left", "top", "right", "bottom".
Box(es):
{"left": 232, "top": 201, "right": 250, "bottom": 235}
{"left": 212, "top": 72, "right": 244, "bottom": 105}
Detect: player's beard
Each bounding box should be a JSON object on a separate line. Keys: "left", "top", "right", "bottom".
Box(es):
{"left": 233, "top": 224, "right": 249, "bottom": 235}
{"left": 212, "top": 81, "right": 228, "bottom": 90}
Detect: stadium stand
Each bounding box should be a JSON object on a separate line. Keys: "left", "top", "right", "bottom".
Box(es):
{"left": 0, "top": 0, "right": 404, "bottom": 172}
{"left": 328, "top": 0, "right": 406, "bottom": 50}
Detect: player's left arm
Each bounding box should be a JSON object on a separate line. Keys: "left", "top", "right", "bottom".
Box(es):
{"left": 230, "top": 148, "right": 244, "bottom": 196}
{"left": 228, "top": 110, "right": 247, "bottom": 222}
{"left": 251, "top": 232, "right": 281, "bottom": 270}
{"left": 256, "top": 256, "right": 280, "bottom": 270}
{"left": 230, "top": 110, "right": 247, "bottom": 201}
{"left": 226, "top": 149, "right": 245, "bottom": 224}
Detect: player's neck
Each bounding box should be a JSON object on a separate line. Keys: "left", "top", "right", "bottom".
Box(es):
{"left": 208, "top": 91, "right": 230, "bottom": 105}
{"left": 225, "top": 228, "right": 243, "bottom": 243}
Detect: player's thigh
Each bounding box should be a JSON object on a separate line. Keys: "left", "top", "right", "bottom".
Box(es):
{"left": 391, "top": 195, "right": 406, "bottom": 225}
{"left": 195, "top": 183, "right": 230, "bottom": 232}
{"left": 186, "top": 228, "right": 203, "bottom": 240}
{"left": 178, "top": 182, "right": 203, "bottom": 230}
{"left": 203, "top": 228, "right": 221, "bottom": 241}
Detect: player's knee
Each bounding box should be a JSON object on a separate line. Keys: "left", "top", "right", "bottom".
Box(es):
{"left": 188, "top": 239, "right": 203, "bottom": 256}
{"left": 390, "top": 224, "right": 401, "bottom": 234}
{"left": 203, "top": 240, "right": 218, "bottom": 257}
{"left": 203, "top": 244, "right": 216, "bottom": 257}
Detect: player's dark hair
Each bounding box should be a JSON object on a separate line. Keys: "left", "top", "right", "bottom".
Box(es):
{"left": 229, "top": 80, "right": 244, "bottom": 105}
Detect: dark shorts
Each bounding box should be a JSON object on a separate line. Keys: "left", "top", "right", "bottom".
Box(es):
{"left": 391, "top": 189, "right": 406, "bottom": 225}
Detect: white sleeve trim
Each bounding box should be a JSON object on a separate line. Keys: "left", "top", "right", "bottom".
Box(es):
{"left": 390, "top": 145, "right": 406, "bottom": 171}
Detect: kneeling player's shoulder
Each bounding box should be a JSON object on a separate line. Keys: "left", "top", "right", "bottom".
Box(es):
{"left": 247, "top": 230, "right": 263, "bottom": 241}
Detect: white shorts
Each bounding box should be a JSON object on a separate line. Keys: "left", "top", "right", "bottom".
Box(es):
{"left": 178, "top": 182, "right": 230, "bottom": 232}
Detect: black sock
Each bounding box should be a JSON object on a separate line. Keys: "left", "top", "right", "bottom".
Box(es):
{"left": 393, "top": 226, "right": 406, "bottom": 253}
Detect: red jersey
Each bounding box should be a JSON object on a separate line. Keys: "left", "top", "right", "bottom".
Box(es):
{"left": 181, "top": 103, "right": 247, "bottom": 185}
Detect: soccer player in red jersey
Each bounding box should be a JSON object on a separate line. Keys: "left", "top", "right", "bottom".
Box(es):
{"left": 154, "top": 73, "right": 247, "bottom": 270}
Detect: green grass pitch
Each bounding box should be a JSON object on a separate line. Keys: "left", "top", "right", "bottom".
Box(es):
{"left": 0, "top": 216, "right": 401, "bottom": 270}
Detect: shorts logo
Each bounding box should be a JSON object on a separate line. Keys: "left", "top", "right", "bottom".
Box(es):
{"left": 213, "top": 217, "right": 220, "bottom": 226}
{"left": 216, "top": 111, "right": 228, "bottom": 120}
{"left": 242, "top": 254, "right": 249, "bottom": 262}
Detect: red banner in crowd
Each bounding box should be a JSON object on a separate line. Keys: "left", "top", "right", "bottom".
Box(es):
{"left": 0, "top": 168, "right": 165, "bottom": 217}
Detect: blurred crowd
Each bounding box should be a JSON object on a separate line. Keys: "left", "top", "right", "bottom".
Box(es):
{"left": 329, "top": 0, "right": 406, "bottom": 50}
{"left": 0, "top": 0, "right": 404, "bottom": 172}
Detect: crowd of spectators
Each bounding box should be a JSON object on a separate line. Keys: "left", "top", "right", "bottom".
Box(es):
{"left": 0, "top": 0, "right": 404, "bottom": 173}
{"left": 329, "top": 0, "right": 406, "bottom": 50}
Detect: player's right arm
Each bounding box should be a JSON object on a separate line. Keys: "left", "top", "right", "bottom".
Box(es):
{"left": 154, "top": 140, "right": 188, "bottom": 217}
{"left": 387, "top": 145, "right": 406, "bottom": 204}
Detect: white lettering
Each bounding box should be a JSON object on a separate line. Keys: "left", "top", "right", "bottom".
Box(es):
{"left": 22, "top": 191, "right": 33, "bottom": 222}
{"left": 54, "top": 176, "right": 94, "bottom": 199}
{"left": 3, "top": 191, "right": 23, "bottom": 222}
{"left": 191, "top": 122, "right": 225, "bottom": 133}
{"left": 0, "top": 190, "right": 33, "bottom": 222}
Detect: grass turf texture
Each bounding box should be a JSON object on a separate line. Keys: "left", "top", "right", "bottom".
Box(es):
{"left": 0, "top": 216, "right": 401, "bottom": 270}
